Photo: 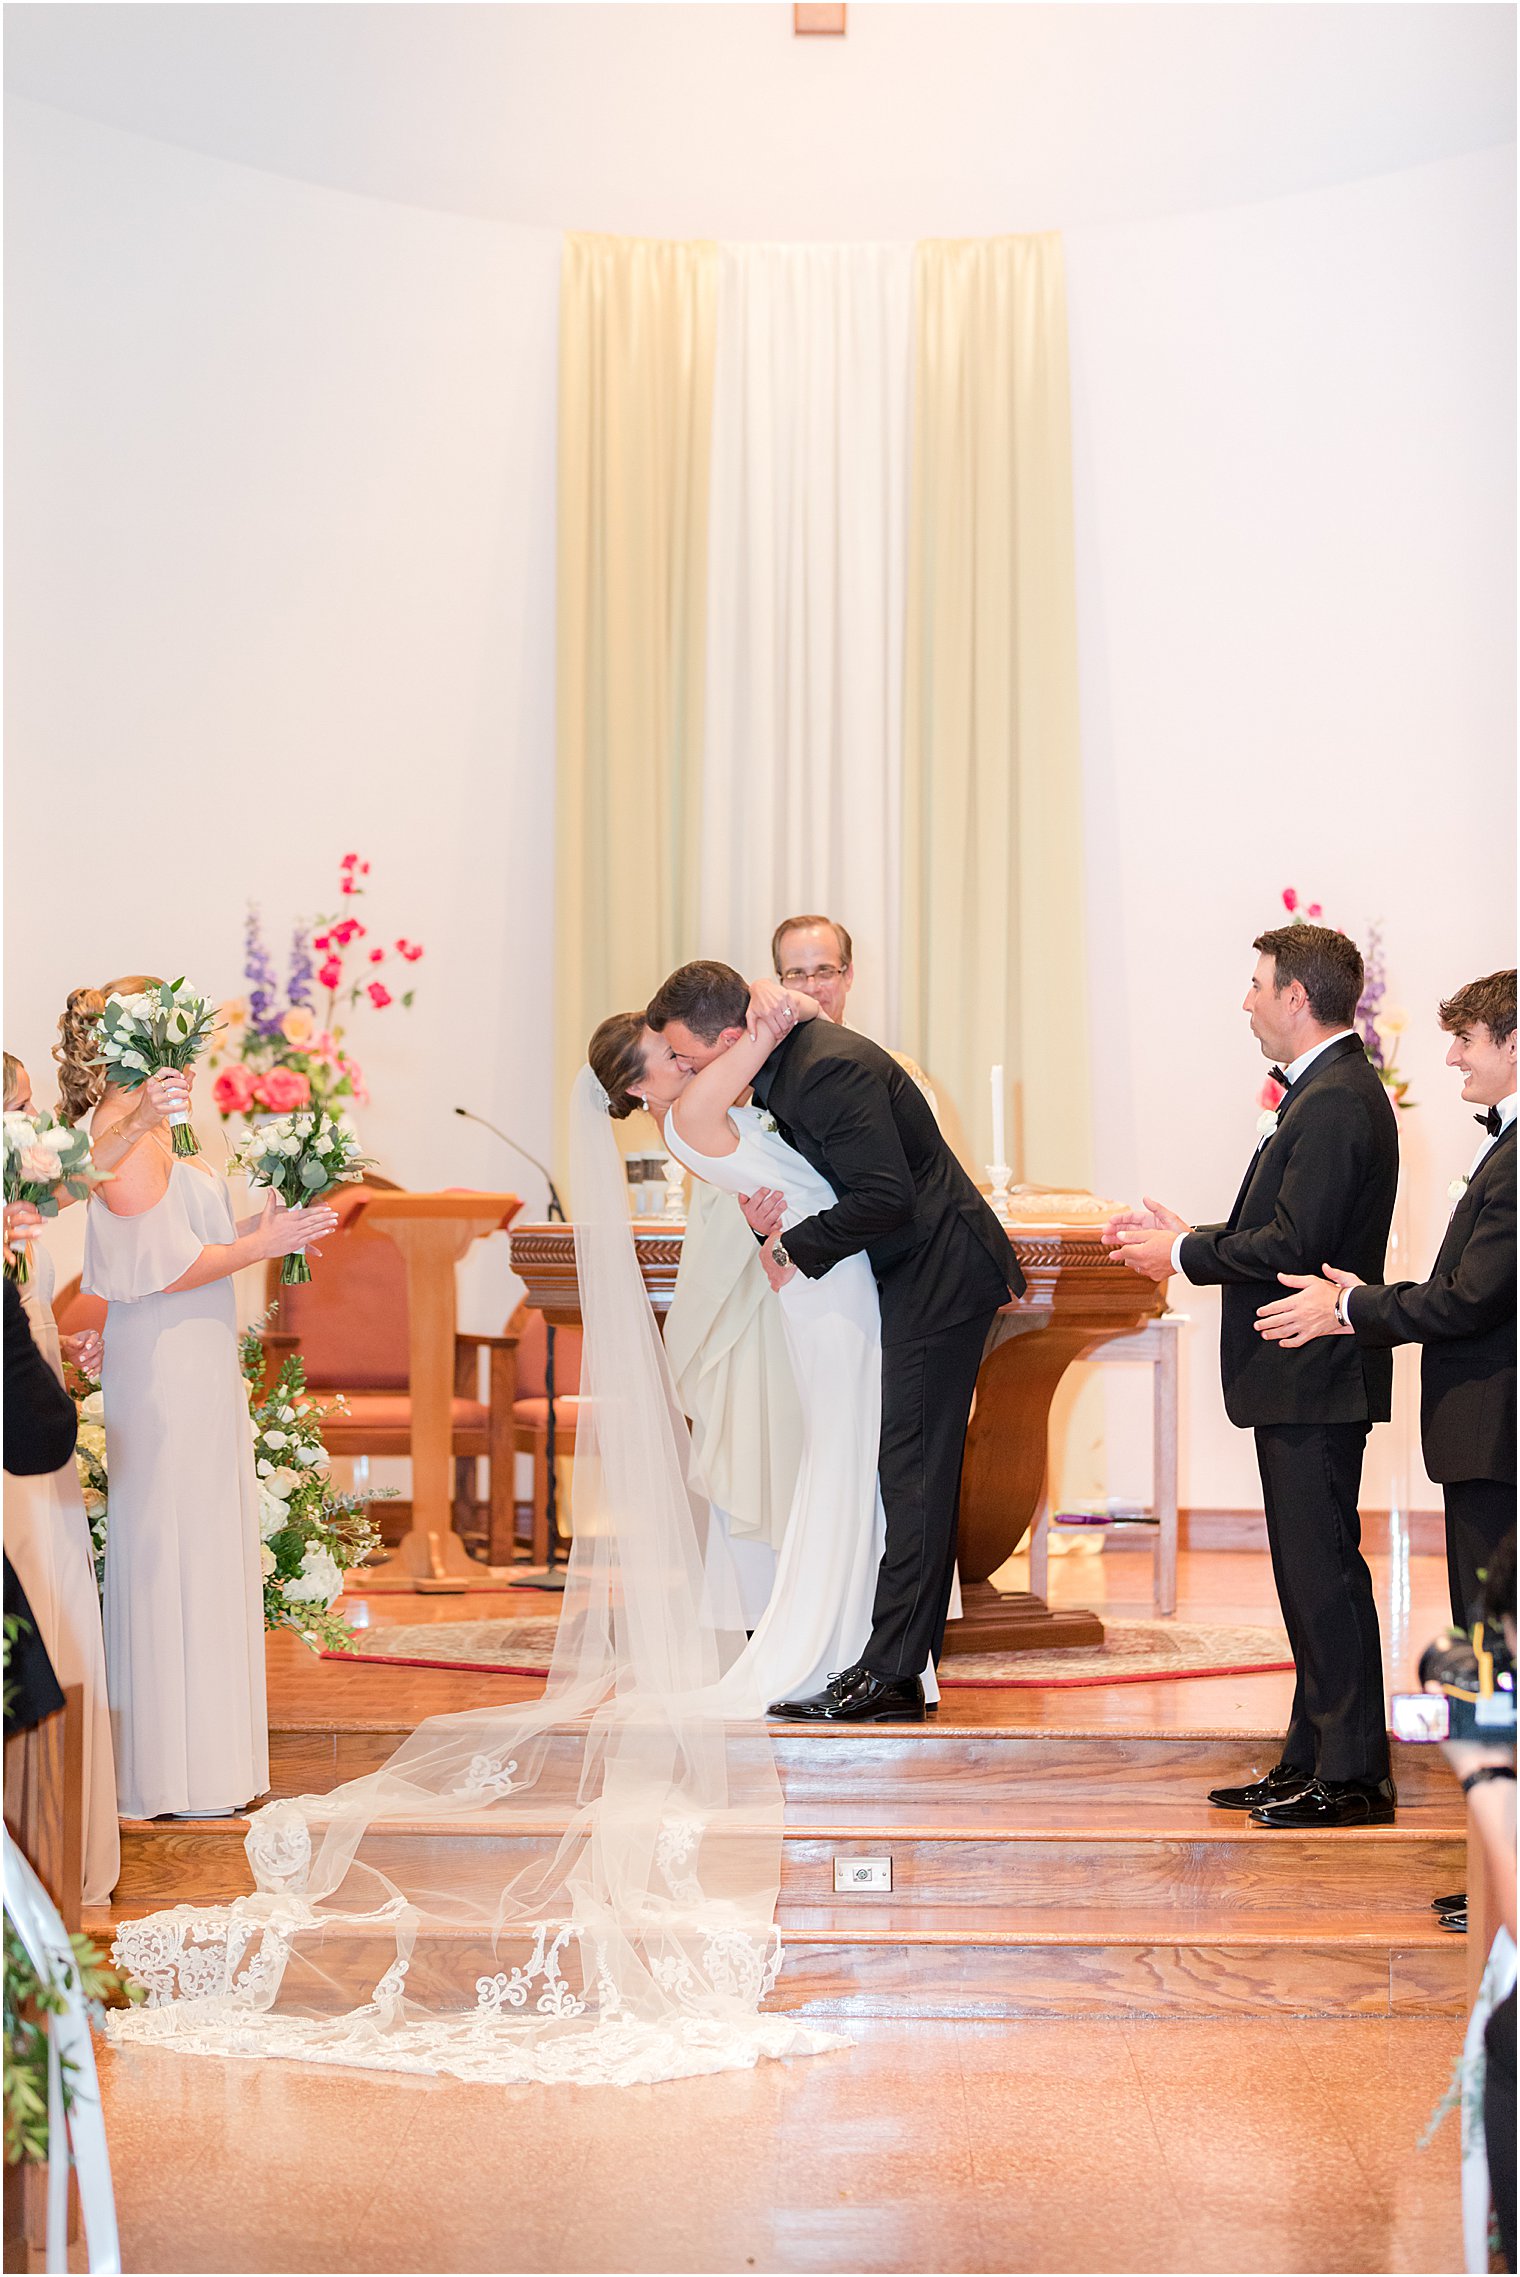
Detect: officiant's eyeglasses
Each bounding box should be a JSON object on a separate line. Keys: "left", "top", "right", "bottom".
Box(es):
{"left": 780, "top": 964, "right": 847, "bottom": 985}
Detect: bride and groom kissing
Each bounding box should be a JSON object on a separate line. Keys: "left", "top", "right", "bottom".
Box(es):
{"left": 589, "top": 958, "right": 1024, "bottom": 1723}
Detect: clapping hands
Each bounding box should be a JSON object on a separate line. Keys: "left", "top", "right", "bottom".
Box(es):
{"left": 1102, "top": 1197, "right": 1190, "bottom": 1284}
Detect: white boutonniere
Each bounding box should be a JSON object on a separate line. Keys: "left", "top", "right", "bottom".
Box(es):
{"left": 1256, "top": 1110, "right": 1279, "bottom": 1140}
{"left": 757, "top": 1111, "right": 778, "bottom": 1133}
{"left": 1447, "top": 1175, "right": 1469, "bottom": 1202}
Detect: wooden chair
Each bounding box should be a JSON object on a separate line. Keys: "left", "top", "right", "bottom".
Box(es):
{"left": 508, "top": 1300, "right": 584, "bottom": 1564}
{"left": 267, "top": 1180, "right": 521, "bottom": 1567}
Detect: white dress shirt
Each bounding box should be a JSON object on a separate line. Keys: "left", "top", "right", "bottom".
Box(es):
{"left": 1169, "top": 1031, "right": 1357, "bottom": 1279}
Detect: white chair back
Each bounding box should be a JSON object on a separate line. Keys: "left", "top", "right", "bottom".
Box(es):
{"left": 2, "top": 1828, "right": 120, "bottom": 2274}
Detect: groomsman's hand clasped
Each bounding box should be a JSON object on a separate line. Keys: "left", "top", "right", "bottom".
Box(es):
{"left": 1254, "top": 1267, "right": 1361, "bottom": 1346}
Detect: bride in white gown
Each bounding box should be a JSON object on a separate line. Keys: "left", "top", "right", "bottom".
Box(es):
{"left": 590, "top": 983, "right": 936, "bottom": 1711}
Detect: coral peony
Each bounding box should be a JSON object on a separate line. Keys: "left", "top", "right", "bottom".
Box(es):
{"left": 281, "top": 1007, "right": 316, "bottom": 1047}
{"left": 213, "top": 1063, "right": 258, "bottom": 1115}
{"left": 254, "top": 1067, "right": 312, "bottom": 1112}
{"left": 367, "top": 983, "right": 392, "bottom": 1010}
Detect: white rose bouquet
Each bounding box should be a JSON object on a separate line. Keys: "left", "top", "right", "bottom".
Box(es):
{"left": 95, "top": 979, "right": 218, "bottom": 1157}
{"left": 227, "top": 1107, "right": 371, "bottom": 1282}
{"left": 3, "top": 1110, "right": 109, "bottom": 1283}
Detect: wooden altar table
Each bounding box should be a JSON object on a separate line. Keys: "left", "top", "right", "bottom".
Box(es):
{"left": 509, "top": 1209, "right": 1162, "bottom": 1652}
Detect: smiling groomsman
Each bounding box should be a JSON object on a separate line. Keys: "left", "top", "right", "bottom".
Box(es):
{"left": 1104, "top": 924, "right": 1400, "bottom": 1828}
{"left": 1256, "top": 969, "right": 1516, "bottom": 1633}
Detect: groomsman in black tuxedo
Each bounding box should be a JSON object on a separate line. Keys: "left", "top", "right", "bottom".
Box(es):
{"left": 1105, "top": 925, "right": 1400, "bottom": 1828}
{"left": 1256, "top": 968, "right": 1516, "bottom": 1632}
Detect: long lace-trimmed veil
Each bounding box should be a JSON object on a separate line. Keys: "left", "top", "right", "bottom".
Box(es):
{"left": 108, "top": 1065, "right": 845, "bottom": 2085}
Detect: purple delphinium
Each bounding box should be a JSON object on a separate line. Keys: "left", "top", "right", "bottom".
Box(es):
{"left": 287, "top": 923, "right": 314, "bottom": 1010}
{"left": 1357, "top": 923, "right": 1386, "bottom": 1069}
{"left": 244, "top": 905, "right": 285, "bottom": 1036}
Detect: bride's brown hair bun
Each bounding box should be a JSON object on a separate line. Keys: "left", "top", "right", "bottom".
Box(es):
{"left": 587, "top": 1013, "right": 647, "bottom": 1122}
{"left": 54, "top": 974, "right": 162, "bottom": 1123}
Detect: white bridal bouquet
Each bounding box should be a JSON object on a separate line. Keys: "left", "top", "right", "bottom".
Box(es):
{"left": 227, "top": 1107, "right": 371, "bottom": 1282}
{"left": 3, "top": 1110, "right": 109, "bottom": 1283}
{"left": 95, "top": 979, "right": 219, "bottom": 1157}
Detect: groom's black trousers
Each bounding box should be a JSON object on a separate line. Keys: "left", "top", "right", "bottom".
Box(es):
{"left": 862, "top": 1311, "right": 999, "bottom": 1683}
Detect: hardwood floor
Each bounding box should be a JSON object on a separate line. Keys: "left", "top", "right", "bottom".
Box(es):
{"left": 89, "top": 1543, "right": 1470, "bottom": 2271}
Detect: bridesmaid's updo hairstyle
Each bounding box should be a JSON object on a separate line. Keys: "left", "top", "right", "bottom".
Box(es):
{"left": 55, "top": 974, "right": 162, "bottom": 1124}
{"left": 587, "top": 1013, "right": 649, "bottom": 1122}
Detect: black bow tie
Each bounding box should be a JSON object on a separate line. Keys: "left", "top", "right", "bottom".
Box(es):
{"left": 1268, "top": 1067, "right": 1291, "bottom": 1091}
{"left": 1477, "top": 1106, "right": 1503, "bottom": 1137}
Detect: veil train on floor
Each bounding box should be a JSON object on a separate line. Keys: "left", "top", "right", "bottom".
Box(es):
{"left": 106, "top": 1066, "right": 847, "bottom": 2087}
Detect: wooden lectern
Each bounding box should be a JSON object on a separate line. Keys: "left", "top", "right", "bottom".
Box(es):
{"left": 509, "top": 1202, "right": 1161, "bottom": 1652}
{"left": 349, "top": 1191, "right": 522, "bottom": 1588}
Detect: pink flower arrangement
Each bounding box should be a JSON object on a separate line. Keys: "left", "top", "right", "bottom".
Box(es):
{"left": 253, "top": 1066, "right": 312, "bottom": 1112}
{"left": 210, "top": 854, "right": 420, "bottom": 1124}
{"left": 213, "top": 1064, "right": 258, "bottom": 1116}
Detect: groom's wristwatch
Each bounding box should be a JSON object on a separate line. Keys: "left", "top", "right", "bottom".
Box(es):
{"left": 769, "top": 1239, "right": 792, "bottom": 1272}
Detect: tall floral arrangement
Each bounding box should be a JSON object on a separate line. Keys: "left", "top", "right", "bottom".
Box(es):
{"left": 1261, "top": 888, "right": 1414, "bottom": 1112}
{"left": 211, "top": 853, "right": 423, "bottom": 1123}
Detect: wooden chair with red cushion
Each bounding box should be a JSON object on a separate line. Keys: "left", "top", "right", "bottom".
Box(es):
{"left": 507, "top": 1299, "right": 584, "bottom": 1564}
{"left": 266, "top": 1179, "right": 521, "bottom": 1567}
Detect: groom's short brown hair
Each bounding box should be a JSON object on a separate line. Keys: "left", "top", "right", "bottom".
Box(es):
{"left": 646, "top": 962, "right": 750, "bottom": 1044}
{"left": 1253, "top": 923, "right": 1364, "bottom": 1029}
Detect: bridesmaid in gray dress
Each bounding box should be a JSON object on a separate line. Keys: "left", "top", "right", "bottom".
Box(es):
{"left": 58, "top": 980, "right": 338, "bottom": 1819}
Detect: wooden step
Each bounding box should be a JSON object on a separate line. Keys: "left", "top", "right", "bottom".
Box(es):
{"left": 266, "top": 1719, "right": 1456, "bottom": 1809}
{"left": 91, "top": 1892, "right": 1465, "bottom": 2024}
{"left": 112, "top": 1801, "right": 1462, "bottom": 1919}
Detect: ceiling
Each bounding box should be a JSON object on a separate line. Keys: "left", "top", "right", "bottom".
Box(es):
{"left": 5, "top": 2, "right": 1514, "bottom": 238}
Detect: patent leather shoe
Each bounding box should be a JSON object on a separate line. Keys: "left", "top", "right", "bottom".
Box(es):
{"left": 767, "top": 1666, "right": 927, "bottom": 1723}
{"left": 1249, "top": 1775, "right": 1397, "bottom": 1829}
{"left": 1207, "top": 1762, "right": 1314, "bottom": 1811}
{"left": 1431, "top": 1891, "right": 1466, "bottom": 1913}
{"left": 1437, "top": 1907, "right": 1468, "bottom": 1934}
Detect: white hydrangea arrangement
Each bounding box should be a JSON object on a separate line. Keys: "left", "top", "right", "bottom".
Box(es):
{"left": 227, "top": 1107, "right": 371, "bottom": 1282}
{"left": 94, "top": 980, "right": 218, "bottom": 1156}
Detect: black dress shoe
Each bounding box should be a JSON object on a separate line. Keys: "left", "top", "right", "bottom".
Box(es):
{"left": 1431, "top": 1890, "right": 1466, "bottom": 1913}
{"left": 1437, "top": 1908, "right": 1468, "bottom": 1934}
{"left": 768, "top": 1666, "right": 927, "bottom": 1723}
{"left": 1208, "top": 1762, "right": 1315, "bottom": 1811}
{"left": 1249, "top": 1775, "right": 1397, "bottom": 1829}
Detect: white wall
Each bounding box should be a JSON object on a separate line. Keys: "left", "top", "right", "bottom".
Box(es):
{"left": 1068, "top": 142, "right": 1516, "bottom": 1510}
{"left": 5, "top": 86, "right": 1513, "bottom": 1508}
{"left": 4, "top": 95, "right": 563, "bottom": 1328}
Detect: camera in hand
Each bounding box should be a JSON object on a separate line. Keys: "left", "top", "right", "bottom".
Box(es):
{"left": 1389, "top": 1620, "right": 1517, "bottom": 1744}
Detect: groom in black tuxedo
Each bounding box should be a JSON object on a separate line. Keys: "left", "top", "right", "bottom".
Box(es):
{"left": 1105, "top": 925, "right": 1400, "bottom": 1828}
{"left": 648, "top": 961, "right": 1023, "bottom": 1722}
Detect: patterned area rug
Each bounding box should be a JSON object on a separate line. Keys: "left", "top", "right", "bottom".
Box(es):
{"left": 325, "top": 1619, "right": 1293, "bottom": 1689}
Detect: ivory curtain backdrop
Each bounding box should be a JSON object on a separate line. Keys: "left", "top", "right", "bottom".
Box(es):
{"left": 901, "top": 234, "right": 1092, "bottom": 1191}
{"left": 555, "top": 234, "right": 717, "bottom": 1150}
{"left": 556, "top": 227, "right": 1090, "bottom": 1188}
{"left": 697, "top": 244, "right": 912, "bottom": 1049}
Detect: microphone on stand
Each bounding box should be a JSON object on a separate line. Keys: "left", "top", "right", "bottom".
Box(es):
{"left": 453, "top": 1107, "right": 566, "bottom": 1221}
{"left": 453, "top": 1105, "right": 567, "bottom": 1586}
